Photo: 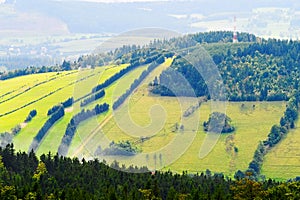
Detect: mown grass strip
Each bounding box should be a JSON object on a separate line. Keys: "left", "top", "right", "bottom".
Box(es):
{"left": 0, "top": 71, "right": 77, "bottom": 105}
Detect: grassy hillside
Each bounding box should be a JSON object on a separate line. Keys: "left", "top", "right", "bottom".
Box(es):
{"left": 67, "top": 64, "right": 149, "bottom": 157}
{"left": 262, "top": 116, "right": 300, "bottom": 180}
{"left": 0, "top": 51, "right": 293, "bottom": 179}
{"left": 85, "top": 95, "right": 284, "bottom": 175}
{"left": 167, "top": 101, "right": 285, "bottom": 176}
{"left": 0, "top": 65, "right": 128, "bottom": 150}
{"left": 68, "top": 58, "right": 286, "bottom": 176}
{"left": 68, "top": 58, "right": 174, "bottom": 157}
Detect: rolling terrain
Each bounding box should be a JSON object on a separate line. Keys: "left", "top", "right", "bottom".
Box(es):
{"left": 1, "top": 31, "right": 300, "bottom": 180}
{"left": 0, "top": 55, "right": 289, "bottom": 179}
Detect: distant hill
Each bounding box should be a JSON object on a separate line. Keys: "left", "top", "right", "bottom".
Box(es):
{"left": 0, "top": 0, "right": 298, "bottom": 36}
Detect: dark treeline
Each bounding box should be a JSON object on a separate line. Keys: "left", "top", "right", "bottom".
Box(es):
{"left": 0, "top": 60, "right": 74, "bottom": 80}
{"left": 47, "top": 97, "right": 73, "bottom": 116}
{"left": 113, "top": 56, "right": 165, "bottom": 110}
{"left": 62, "top": 97, "right": 74, "bottom": 108}
{"left": 28, "top": 105, "right": 65, "bottom": 153}
{"left": 78, "top": 31, "right": 253, "bottom": 69}
{"left": 58, "top": 103, "right": 109, "bottom": 156}
{"left": 91, "top": 50, "right": 162, "bottom": 94}
{"left": 47, "top": 104, "right": 62, "bottom": 116}
{"left": 1, "top": 144, "right": 300, "bottom": 199}
{"left": 80, "top": 90, "right": 105, "bottom": 107}
{"left": 0, "top": 66, "right": 61, "bottom": 80}
{"left": 24, "top": 109, "right": 37, "bottom": 123}
{"left": 91, "top": 63, "right": 140, "bottom": 94}
{"left": 79, "top": 44, "right": 143, "bottom": 68}
{"left": 192, "top": 31, "right": 257, "bottom": 43}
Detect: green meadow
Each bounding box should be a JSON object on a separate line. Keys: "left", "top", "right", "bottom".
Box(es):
{"left": 0, "top": 59, "right": 290, "bottom": 178}
{"left": 0, "top": 65, "right": 128, "bottom": 151}
{"left": 262, "top": 118, "right": 300, "bottom": 180}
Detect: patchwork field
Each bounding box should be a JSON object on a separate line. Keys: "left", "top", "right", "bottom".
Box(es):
{"left": 0, "top": 64, "right": 129, "bottom": 150}
{"left": 79, "top": 90, "right": 285, "bottom": 175}
{"left": 0, "top": 59, "right": 290, "bottom": 178}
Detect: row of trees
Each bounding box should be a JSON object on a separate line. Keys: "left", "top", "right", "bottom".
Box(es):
{"left": 0, "top": 60, "right": 74, "bottom": 80}
{"left": 90, "top": 50, "right": 162, "bottom": 94}
{"left": 245, "top": 142, "right": 267, "bottom": 178}
{"left": 47, "top": 104, "right": 62, "bottom": 116}
{"left": 113, "top": 58, "right": 164, "bottom": 110}
{"left": 62, "top": 97, "right": 74, "bottom": 108}
{"left": 183, "top": 97, "right": 206, "bottom": 117}
{"left": 243, "top": 91, "right": 300, "bottom": 179}
{"left": 1, "top": 144, "right": 300, "bottom": 199}
{"left": 24, "top": 109, "right": 37, "bottom": 123}
{"left": 91, "top": 62, "right": 141, "bottom": 94}
{"left": 80, "top": 90, "right": 105, "bottom": 107}
{"left": 47, "top": 97, "right": 73, "bottom": 115}
{"left": 28, "top": 105, "right": 65, "bottom": 153}
{"left": 47, "top": 98, "right": 74, "bottom": 116}
{"left": 58, "top": 103, "right": 109, "bottom": 156}
{"left": 265, "top": 95, "right": 299, "bottom": 147}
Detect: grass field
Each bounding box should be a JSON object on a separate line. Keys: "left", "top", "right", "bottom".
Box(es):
{"left": 0, "top": 65, "right": 128, "bottom": 151}
{"left": 0, "top": 59, "right": 291, "bottom": 179}
{"left": 74, "top": 85, "right": 285, "bottom": 175}
{"left": 262, "top": 117, "right": 300, "bottom": 180}
{"left": 67, "top": 58, "right": 173, "bottom": 157}
{"left": 68, "top": 58, "right": 286, "bottom": 176}
{"left": 166, "top": 101, "right": 285, "bottom": 176}
{"left": 67, "top": 64, "right": 149, "bottom": 157}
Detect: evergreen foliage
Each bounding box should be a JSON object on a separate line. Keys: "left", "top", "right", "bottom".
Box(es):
{"left": 0, "top": 145, "right": 300, "bottom": 199}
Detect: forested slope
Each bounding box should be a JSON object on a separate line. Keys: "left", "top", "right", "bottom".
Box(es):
{"left": 1, "top": 145, "right": 300, "bottom": 200}
{"left": 152, "top": 38, "right": 300, "bottom": 101}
